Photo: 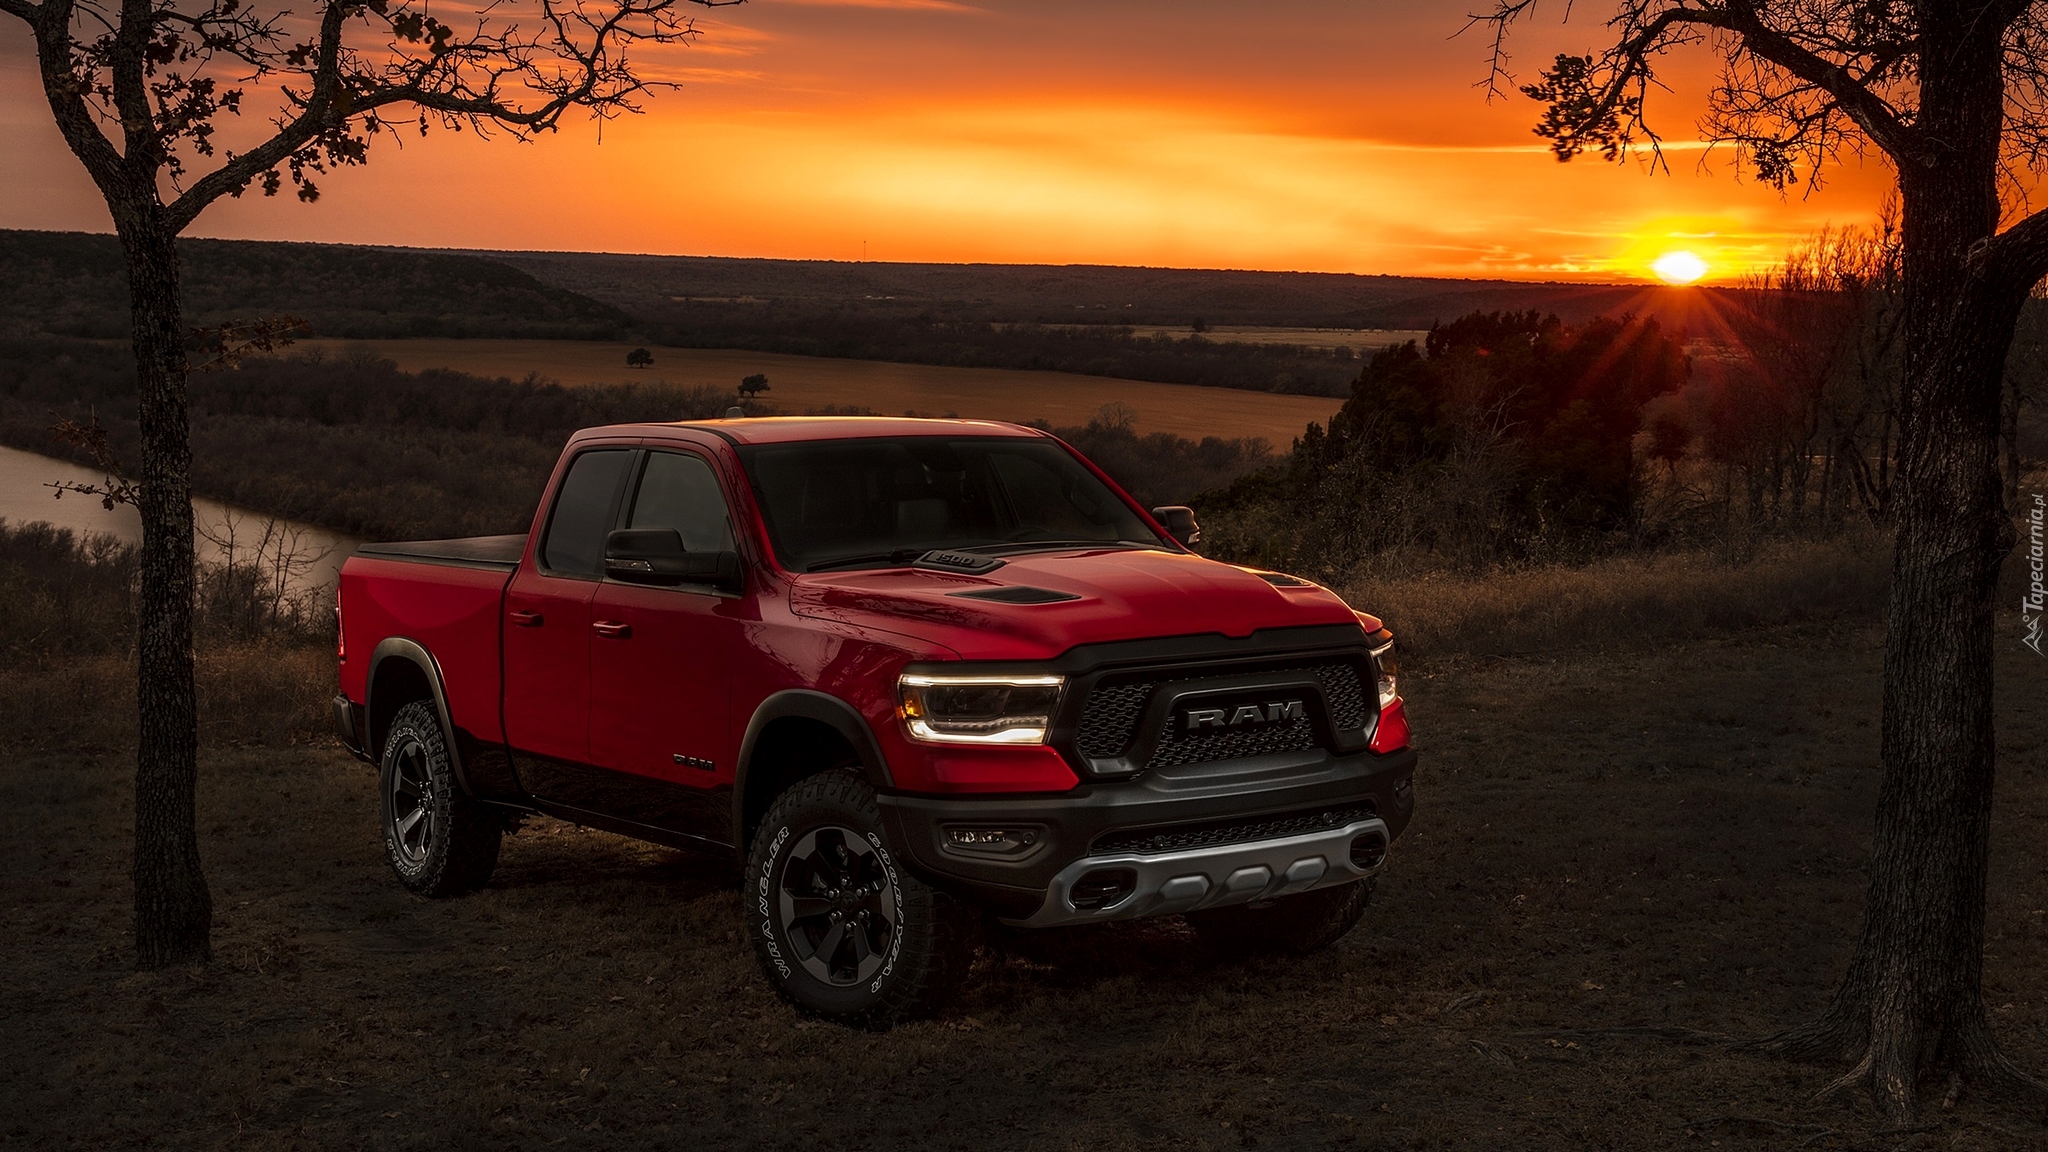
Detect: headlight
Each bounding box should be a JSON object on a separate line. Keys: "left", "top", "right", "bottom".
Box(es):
{"left": 898, "top": 673, "right": 1065, "bottom": 745}
{"left": 1368, "top": 629, "right": 1398, "bottom": 707}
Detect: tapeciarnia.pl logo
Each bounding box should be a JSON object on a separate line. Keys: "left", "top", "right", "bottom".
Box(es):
{"left": 2025, "top": 492, "right": 2045, "bottom": 657}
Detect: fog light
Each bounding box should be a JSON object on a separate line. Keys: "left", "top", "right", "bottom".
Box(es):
{"left": 1349, "top": 831, "right": 1388, "bottom": 870}
{"left": 943, "top": 825, "right": 1043, "bottom": 857}
{"left": 1069, "top": 868, "right": 1136, "bottom": 911}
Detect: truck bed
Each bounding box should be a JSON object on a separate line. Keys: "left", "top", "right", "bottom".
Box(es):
{"left": 355, "top": 535, "right": 526, "bottom": 568}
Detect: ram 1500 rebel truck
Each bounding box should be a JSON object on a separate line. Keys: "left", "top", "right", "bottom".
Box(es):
{"left": 334, "top": 416, "right": 1414, "bottom": 1025}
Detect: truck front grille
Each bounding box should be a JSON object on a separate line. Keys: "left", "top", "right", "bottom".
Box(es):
{"left": 1090, "top": 802, "right": 1378, "bottom": 855}
{"left": 1068, "top": 660, "right": 1370, "bottom": 769}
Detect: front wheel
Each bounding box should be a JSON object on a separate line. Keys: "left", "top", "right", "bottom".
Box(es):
{"left": 379, "top": 700, "right": 501, "bottom": 897}
{"left": 746, "top": 770, "right": 970, "bottom": 1028}
{"left": 1186, "top": 878, "right": 1374, "bottom": 955}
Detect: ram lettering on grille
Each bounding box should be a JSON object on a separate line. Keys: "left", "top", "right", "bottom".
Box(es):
{"left": 1183, "top": 700, "right": 1307, "bottom": 730}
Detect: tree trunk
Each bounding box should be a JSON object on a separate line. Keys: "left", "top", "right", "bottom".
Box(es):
{"left": 113, "top": 212, "right": 210, "bottom": 968}
{"left": 1760, "top": 25, "right": 2032, "bottom": 1117}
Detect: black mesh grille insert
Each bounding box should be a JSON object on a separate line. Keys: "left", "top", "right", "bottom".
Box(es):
{"left": 1075, "top": 680, "right": 1153, "bottom": 758}
{"left": 1149, "top": 713, "right": 1317, "bottom": 767}
{"left": 1315, "top": 663, "right": 1368, "bottom": 732}
{"left": 1091, "top": 803, "right": 1378, "bottom": 856}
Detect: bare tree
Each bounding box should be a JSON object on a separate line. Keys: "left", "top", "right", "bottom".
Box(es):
{"left": 3, "top": 0, "right": 735, "bottom": 968}
{"left": 1480, "top": 0, "right": 2048, "bottom": 1118}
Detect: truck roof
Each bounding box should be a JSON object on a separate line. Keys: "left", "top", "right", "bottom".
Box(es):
{"left": 651, "top": 416, "right": 1047, "bottom": 446}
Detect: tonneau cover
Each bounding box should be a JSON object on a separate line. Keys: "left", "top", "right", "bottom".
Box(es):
{"left": 355, "top": 534, "right": 525, "bottom": 568}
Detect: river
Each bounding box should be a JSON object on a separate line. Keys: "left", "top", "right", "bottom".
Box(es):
{"left": 0, "top": 444, "right": 357, "bottom": 596}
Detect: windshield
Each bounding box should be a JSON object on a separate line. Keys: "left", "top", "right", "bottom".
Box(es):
{"left": 735, "top": 436, "right": 1165, "bottom": 572}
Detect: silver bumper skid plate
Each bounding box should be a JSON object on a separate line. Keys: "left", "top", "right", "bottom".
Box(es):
{"left": 1004, "top": 815, "right": 1390, "bottom": 928}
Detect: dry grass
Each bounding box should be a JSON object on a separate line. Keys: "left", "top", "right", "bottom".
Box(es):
{"left": 4, "top": 620, "right": 2047, "bottom": 1150}
{"left": 0, "top": 642, "right": 334, "bottom": 754}
{"left": 7, "top": 529, "right": 2048, "bottom": 1148}
{"left": 284, "top": 337, "right": 1341, "bottom": 447}
{"left": 1344, "top": 529, "right": 1895, "bottom": 657}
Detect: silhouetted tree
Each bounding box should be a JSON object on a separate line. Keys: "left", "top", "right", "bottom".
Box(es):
{"left": 1483, "top": 0, "right": 2048, "bottom": 1117}
{"left": 2, "top": 0, "right": 736, "bottom": 968}
{"left": 738, "top": 373, "right": 769, "bottom": 398}
{"left": 627, "top": 347, "right": 655, "bottom": 369}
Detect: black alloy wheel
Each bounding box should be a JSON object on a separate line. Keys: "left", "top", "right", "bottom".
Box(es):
{"left": 384, "top": 734, "right": 437, "bottom": 871}
{"left": 778, "top": 825, "right": 899, "bottom": 987}
{"left": 377, "top": 700, "right": 502, "bottom": 897}
{"left": 746, "top": 770, "right": 971, "bottom": 1028}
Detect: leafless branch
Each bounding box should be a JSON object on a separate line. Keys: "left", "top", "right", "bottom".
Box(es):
{"left": 49, "top": 412, "right": 141, "bottom": 509}
{"left": 190, "top": 314, "right": 307, "bottom": 371}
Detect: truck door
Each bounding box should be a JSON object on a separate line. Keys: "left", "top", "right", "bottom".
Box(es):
{"left": 587, "top": 448, "right": 742, "bottom": 845}
{"left": 502, "top": 447, "right": 633, "bottom": 785}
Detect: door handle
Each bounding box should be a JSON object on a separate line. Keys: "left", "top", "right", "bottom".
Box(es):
{"left": 510, "top": 610, "right": 544, "bottom": 628}
{"left": 592, "top": 621, "right": 633, "bottom": 639}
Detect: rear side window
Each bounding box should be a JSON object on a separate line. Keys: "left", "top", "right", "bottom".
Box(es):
{"left": 541, "top": 449, "right": 632, "bottom": 575}
{"left": 627, "top": 451, "right": 735, "bottom": 554}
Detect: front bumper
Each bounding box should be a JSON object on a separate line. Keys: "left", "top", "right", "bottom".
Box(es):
{"left": 1005, "top": 811, "right": 1389, "bottom": 927}
{"left": 878, "top": 743, "right": 1415, "bottom": 922}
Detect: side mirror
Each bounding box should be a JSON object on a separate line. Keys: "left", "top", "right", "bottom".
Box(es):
{"left": 604, "top": 528, "right": 742, "bottom": 592}
{"left": 1151, "top": 505, "right": 1201, "bottom": 548}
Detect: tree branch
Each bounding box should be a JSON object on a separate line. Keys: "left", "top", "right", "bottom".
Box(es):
{"left": 162, "top": 0, "right": 348, "bottom": 231}
{"left": 1489, "top": 0, "right": 1919, "bottom": 166}
{"left": 0, "top": 0, "right": 41, "bottom": 22}
{"left": 28, "top": 0, "right": 126, "bottom": 190}
{"left": 1984, "top": 205, "right": 2048, "bottom": 294}
{"left": 1710, "top": 1, "right": 1916, "bottom": 159}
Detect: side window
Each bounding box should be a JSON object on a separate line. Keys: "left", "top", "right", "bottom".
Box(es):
{"left": 540, "top": 449, "right": 633, "bottom": 575}
{"left": 628, "top": 451, "right": 736, "bottom": 554}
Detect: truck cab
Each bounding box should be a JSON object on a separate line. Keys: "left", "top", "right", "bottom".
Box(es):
{"left": 334, "top": 416, "right": 1415, "bottom": 1025}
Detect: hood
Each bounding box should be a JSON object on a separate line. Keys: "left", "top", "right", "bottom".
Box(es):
{"left": 788, "top": 547, "right": 1372, "bottom": 661}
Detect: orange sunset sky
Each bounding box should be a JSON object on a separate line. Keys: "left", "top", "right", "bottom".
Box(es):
{"left": 0, "top": 0, "right": 1899, "bottom": 282}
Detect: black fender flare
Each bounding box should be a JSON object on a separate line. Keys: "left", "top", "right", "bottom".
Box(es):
{"left": 732, "top": 689, "right": 894, "bottom": 847}
{"left": 365, "top": 637, "right": 472, "bottom": 797}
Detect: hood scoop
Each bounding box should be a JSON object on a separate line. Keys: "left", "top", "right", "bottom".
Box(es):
{"left": 946, "top": 585, "right": 1081, "bottom": 605}
{"left": 913, "top": 550, "right": 1006, "bottom": 575}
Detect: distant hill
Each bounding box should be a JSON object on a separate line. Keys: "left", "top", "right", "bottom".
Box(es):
{"left": 0, "top": 230, "right": 630, "bottom": 341}
{"left": 480, "top": 248, "right": 1690, "bottom": 330}
{"left": 2, "top": 230, "right": 1748, "bottom": 399}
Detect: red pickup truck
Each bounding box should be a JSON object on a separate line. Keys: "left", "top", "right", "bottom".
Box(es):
{"left": 334, "top": 416, "right": 1414, "bottom": 1025}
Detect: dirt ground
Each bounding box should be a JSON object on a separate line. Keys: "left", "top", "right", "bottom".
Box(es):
{"left": 6, "top": 621, "right": 2048, "bottom": 1151}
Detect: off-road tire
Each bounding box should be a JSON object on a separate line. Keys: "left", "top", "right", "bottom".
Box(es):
{"left": 379, "top": 700, "right": 501, "bottom": 897}
{"left": 746, "top": 770, "right": 971, "bottom": 1028}
{"left": 1186, "top": 878, "right": 1374, "bottom": 955}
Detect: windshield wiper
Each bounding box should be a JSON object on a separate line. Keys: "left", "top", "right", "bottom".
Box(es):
{"left": 806, "top": 549, "right": 927, "bottom": 573}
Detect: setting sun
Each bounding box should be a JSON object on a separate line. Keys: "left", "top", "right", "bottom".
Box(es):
{"left": 1652, "top": 250, "right": 1710, "bottom": 285}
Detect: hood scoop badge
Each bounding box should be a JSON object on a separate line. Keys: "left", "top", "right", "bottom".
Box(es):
{"left": 947, "top": 585, "right": 1081, "bottom": 605}
{"left": 914, "top": 550, "right": 1006, "bottom": 575}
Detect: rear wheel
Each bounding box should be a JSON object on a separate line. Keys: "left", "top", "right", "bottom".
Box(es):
{"left": 379, "top": 700, "right": 501, "bottom": 897}
{"left": 1186, "top": 878, "right": 1374, "bottom": 955}
{"left": 746, "top": 770, "right": 970, "bottom": 1028}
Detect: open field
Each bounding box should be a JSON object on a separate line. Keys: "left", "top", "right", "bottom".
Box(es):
{"left": 289, "top": 338, "right": 1341, "bottom": 447}
{"left": 6, "top": 612, "right": 2047, "bottom": 1150}
{"left": 1106, "top": 326, "right": 1428, "bottom": 352}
